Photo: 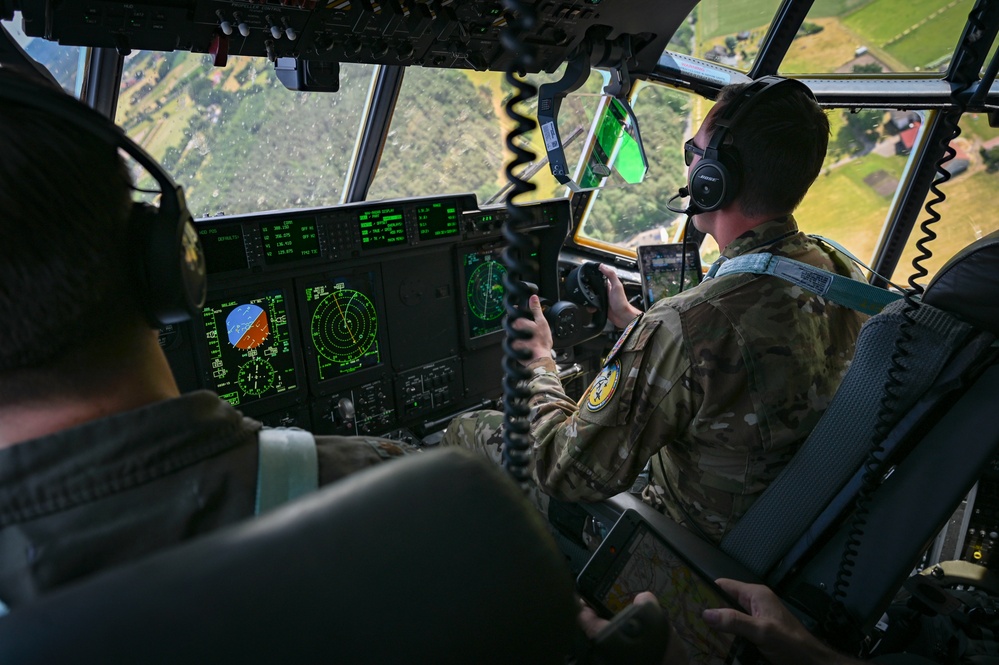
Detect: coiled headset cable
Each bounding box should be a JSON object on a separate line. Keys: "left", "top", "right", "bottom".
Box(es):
{"left": 824, "top": 107, "right": 963, "bottom": 655}
{"left": 498, "top": 0, "right": 540, "bottom": 488}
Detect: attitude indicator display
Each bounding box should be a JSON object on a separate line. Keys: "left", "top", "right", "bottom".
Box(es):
{"left": 302, "top": 272, "right": 382, "bottom": 382}
{"left": 202, "top": 290, "right": 299, "bottom": 407}
{"left": 462, "top": 248, "right": 507, "bottom": 339}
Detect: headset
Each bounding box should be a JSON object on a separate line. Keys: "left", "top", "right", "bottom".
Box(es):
{"left": 0, "top": 64, "right": 206, "bottom": 326}
{"left": 686, "top": 75, "right": 816, "bottom": 214}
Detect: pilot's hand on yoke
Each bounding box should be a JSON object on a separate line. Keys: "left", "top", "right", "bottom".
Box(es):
{"left": 511, "top": 294, "right": 554, "bottom": 364}
{"left": 599, "top": 264, "right": 642, "bottom": 329}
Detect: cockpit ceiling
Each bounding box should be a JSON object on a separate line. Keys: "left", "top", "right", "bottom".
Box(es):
{"left": 7, "top": 0, "right": 698, "bottom": 74}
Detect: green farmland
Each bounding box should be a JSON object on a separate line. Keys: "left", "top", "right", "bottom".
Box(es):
{"left": 843, "top": 0, "right": 974, "bottom": 70}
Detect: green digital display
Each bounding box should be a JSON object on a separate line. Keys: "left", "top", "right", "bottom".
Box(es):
{"left": 202, "top": 290, "right": 299, "bottom": 407}
{"left": 358, "top": 207, "right": 406, "bottom": 248}
{"left": 416, "top": 200, "right": 460, "bottom": 240}
{"left": 260, "top": 218, "right": 320, "bottom": 265}
{"left": 303, "top": 272, "right": 382, "bottom": 382}
{"left": 463, "top": 248, "right": 507, "bottom": 339}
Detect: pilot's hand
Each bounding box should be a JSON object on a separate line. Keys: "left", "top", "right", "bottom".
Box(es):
{"left": 511, "top": 295, "right": 554, "bottom": 364}
{"left": 579, "top": 593, "right": 688, "bottom": 665}
{"left": 704, "top": 579, "right": 859, "bottom": 665}
{"left": 599, "top": 264, "right": 642, "bottom": 329}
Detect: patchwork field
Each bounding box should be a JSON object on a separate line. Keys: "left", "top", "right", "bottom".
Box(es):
{"left": 697, "top": 0, "right": 780, "bottom": 41}
{"left": 844, "top": 0, "right": 974, "bottom": 69}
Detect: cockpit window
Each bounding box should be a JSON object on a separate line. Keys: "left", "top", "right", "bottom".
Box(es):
{"left": 575, "top": 82, "right": 694, "bottom": 250}
{"left": 677, "top": 0, "right": 785, "bottom": 72}
{"left": 367, "top": 67, "right": 584, "bottom": 204}
{"left": 115, "top": 52, "right": 376, "bottom": 218}
{"left": 892, "top": 112, "right": 999, "bottom": 285}
{"left": 575, "top": 81, "right": 924, "bottom": 271}
{"left": 781, "top": 0, "right": 976, "bottom": 75}
{"left": 794, "top": 107, "right": 918, "bottom": 264}
{"left": 3, "top": 12, "right": 85, "bottom": 96}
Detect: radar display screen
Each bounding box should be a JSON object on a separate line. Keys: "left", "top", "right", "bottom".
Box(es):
{"left": 462, "top": 247, "right": 508, "bottom": 339}
{"left": 417, "top": 200, "right": 460, "bottom": 240}
{"left": 358, "top": 207, "right": 406, "bottom": 249}
{"left": 202, "top": 290, "right": 299, "bottom": 407}
{"left": 302, "top": 272, "right": 382, "bottom": 382}
{"left": 260, "top": 218, "right": 320, "bottom": 265}
{"left": 199, "top": 225, "right": 248, "bottom": 274}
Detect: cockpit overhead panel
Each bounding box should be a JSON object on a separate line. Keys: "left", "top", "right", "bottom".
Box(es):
{"left": 8, "top": 0, "right": 695, "bottom": 75}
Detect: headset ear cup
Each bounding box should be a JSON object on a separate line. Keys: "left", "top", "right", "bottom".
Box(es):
{"left": 0, "top": 73, "right": 205, "bottom": 325}
{"left": 688, "top": 148, "right": 742, "bottom": 213}
{"left": 688, "top": 159, "right": 728, "bottom": 212}
{"left": 130, "top": 202, "right": 206, "bottom": 326}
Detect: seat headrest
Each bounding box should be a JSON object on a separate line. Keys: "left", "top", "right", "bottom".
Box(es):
{"left": 923, "top": 229, "right": 999, "bottom": 335}
{"left": 0, "top": 448, "right": 581, "bottom": 664}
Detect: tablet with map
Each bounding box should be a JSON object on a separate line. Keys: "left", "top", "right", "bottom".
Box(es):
{"left": 577, "top": 509, "right": 741, "bottom": 665}
{"left": 637, "top": 243, "right": 702, "bottom": 309}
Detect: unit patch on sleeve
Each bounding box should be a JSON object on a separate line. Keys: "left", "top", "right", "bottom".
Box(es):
{"left": 585, "top": 359, "right": 621, "bottom": 412}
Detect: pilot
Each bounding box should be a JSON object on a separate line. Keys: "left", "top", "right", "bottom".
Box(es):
{"left": 0, "top": 66, "right": 413, "bottom": 607}
{"left": 444, "top": 77, "right": 869, "bottom": 543}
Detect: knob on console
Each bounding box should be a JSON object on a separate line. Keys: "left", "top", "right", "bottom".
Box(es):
{"left": 337, "top": 397, "right": 356, "bottom": 423}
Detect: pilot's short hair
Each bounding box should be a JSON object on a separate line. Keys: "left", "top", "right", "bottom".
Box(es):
{"left": 706, "top": 81, "right": 829, "bottom": 219}
{"left": 0, "top": 67, "right": 139, "bottom": 376}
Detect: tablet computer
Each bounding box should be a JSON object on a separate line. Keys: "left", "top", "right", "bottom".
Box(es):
{"left": 577, "top": 509, "right": 742, "bottom": 664}
{"left": 637, "top": 243, "right": 702, "bottom": 309}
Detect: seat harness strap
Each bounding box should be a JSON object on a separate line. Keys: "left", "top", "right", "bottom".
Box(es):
{"left": 255, "top": 427, "right": 319, "bottom": 515}
{"left": 706, "top": 252, "right": 901, "bottom": 315}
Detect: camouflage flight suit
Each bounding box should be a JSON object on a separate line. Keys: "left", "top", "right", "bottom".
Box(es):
{"left": 443, "top": 216, "right": 867, "bottom": 543}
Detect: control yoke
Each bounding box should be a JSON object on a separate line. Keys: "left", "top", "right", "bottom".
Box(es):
{"left": 544, "top": 262, "right": 610, "bottom": 348}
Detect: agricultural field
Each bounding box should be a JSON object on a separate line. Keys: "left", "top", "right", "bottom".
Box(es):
{"left": 780, "top": 17, "right": 896, "bottom": 74}
{"left": 894, "top": 168, "right": 999, "bottom": 282}
{"left": 796, "top": 152, "right": 906, "bottom": 261}
{"left": 696, "top": 0, "right": 782, "bottom": 41}
{"left": 843, "top": 0, "right": 973, "bottom": 70}
{"left": 698, "top": 0, "right": 975, "bottom": 73}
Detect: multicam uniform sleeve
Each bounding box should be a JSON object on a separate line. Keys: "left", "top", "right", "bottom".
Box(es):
{"left": 529, "top": 310, "right": 698, "bottom": 501}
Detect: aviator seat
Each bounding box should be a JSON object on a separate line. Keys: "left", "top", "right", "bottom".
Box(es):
{"left": 599, "top": 229, "right": 999, "bottom": 641}
{"left": 0, "top": 448, "right": 581, "bottom": 664}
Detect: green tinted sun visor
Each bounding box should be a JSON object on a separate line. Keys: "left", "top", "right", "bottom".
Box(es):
{"left": 540, "top": 93, "right": 648, "bottom": 193}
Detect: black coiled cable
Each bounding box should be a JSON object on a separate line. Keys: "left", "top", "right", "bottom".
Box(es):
{"left": 499, "top": 0, "right": 540, "bottom": 488}
{"left": 824, "top": 111, "right": 963, "bottom": 652}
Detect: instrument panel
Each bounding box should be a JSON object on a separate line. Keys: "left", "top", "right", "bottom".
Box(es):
{"left": 162, "top": 194, "right": 570, "bottom": 440}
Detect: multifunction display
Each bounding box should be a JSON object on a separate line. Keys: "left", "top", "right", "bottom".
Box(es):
{"left": 358, "top": 207, "right": 406, "bottom": 249}
{"left": 199, "top": 224, "right": 248, "bottom": 274}
{"left": 416, "top": 201, "right": 460, "bottom": 240}
{"left": 462, "top": 246, "right": 508, "bottom": 339}
{"left": 301, "top": 272, "right": 383, "bottom": 383}
{"left": 202, "top": 290, "right": 299, "bottom": 407}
